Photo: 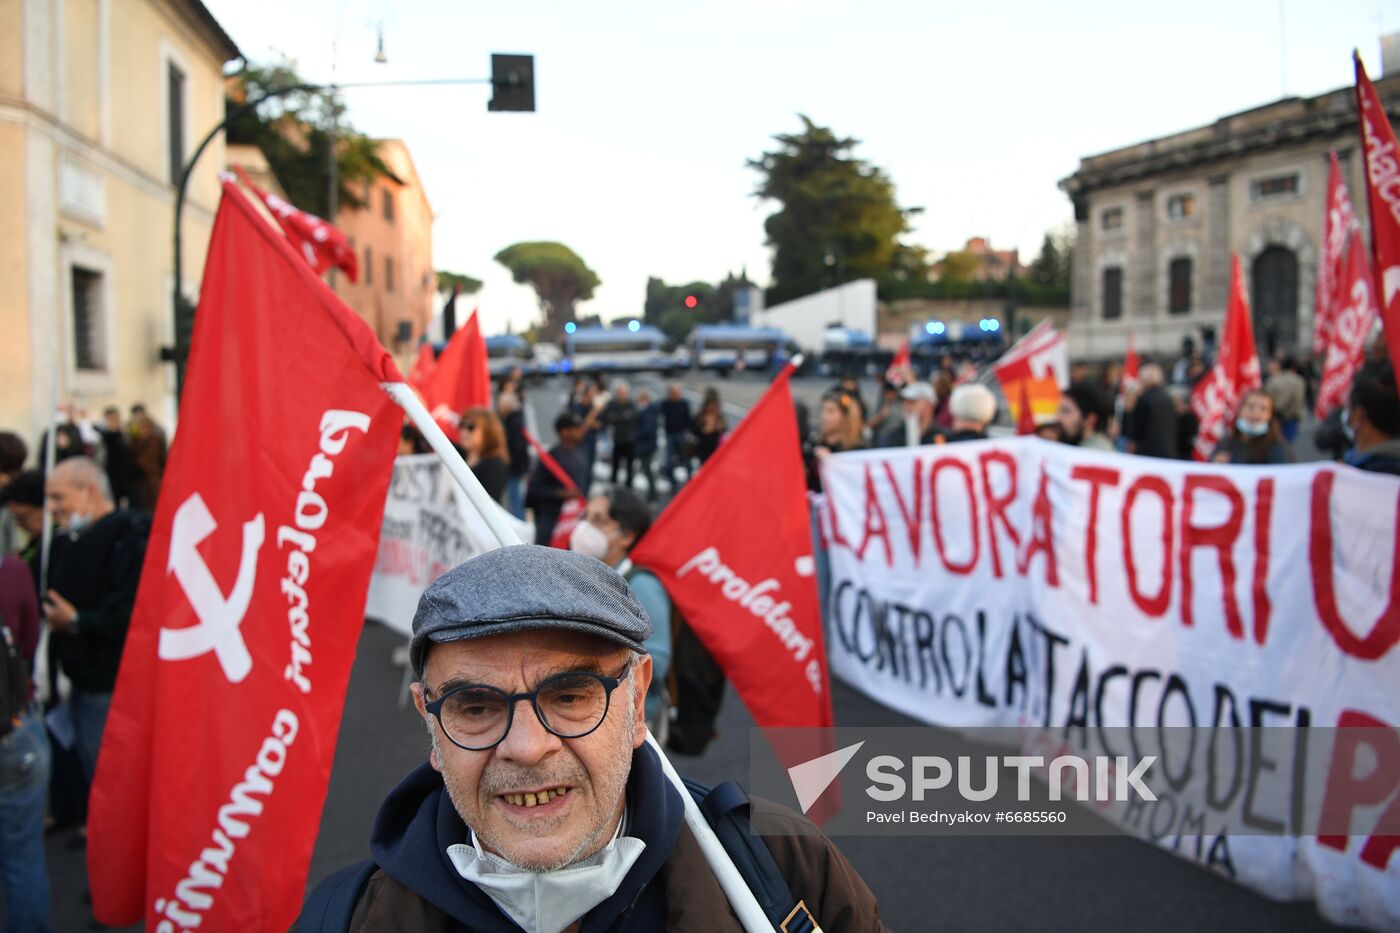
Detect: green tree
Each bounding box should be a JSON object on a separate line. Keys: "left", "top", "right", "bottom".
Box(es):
{"left": 494, "top": 242, "right": 600, "bottom": 339}
{"left": 749, "top": 115, "right": 925, "bottom": 304}
{"left": 937, "top": 250, "right": 980, "bottom": 284}
{"left": 1028, "top": 228, "right": 1073, "bottom": 288}
{"left": 643, "top": 271, "right": 756, "bottom": 341}
{"left": 436, "top": 270, "right": 483, "bottom": 296}
{"left": 226, "top": 60, "right": 394, "bottom": 218}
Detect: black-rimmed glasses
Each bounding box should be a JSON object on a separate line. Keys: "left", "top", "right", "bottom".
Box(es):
{"left": 424, "top": 662, "right": 632, "bottom": 751}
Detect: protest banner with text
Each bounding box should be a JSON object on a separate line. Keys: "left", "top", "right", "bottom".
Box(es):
{"left": 366, "top": 454, "right": 532, "bottom": 635}
{"left": 820, "top": 439, "right": 1400, "bottom": 930}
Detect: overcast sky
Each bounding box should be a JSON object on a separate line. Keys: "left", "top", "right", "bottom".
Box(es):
{"left": 205, "top": 0, "right": 1395, "bottom": 336}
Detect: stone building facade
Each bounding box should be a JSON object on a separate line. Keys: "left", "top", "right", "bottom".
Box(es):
{"left": 1060, "top": 65, "right": 1400, "bottom": 363}
{"left": 0, "top": 0, "right": 239, "bottom": 440}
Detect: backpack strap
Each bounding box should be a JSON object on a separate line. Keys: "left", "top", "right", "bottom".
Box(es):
{"left": 684, "top": 778, "right": 820, "bottom": 933}
{"left": 295, "top": 858, "right": 378, "bottom": 933}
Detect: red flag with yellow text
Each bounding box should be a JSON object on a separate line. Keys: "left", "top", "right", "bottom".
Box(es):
{"left": 87, "top": 181, "right": 401, "bottom": 930}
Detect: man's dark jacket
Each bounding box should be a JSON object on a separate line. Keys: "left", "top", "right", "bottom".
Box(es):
{"left": 660, "top": 399, "right": 691, "bottom": 436}
{"left": 1126, "top": 386, "right": 1178, "bottom": 459}
{"left": 301, "top": 744, "right": 885, "bottom": 932}
{"left": 47, "top": 509, "right": 148, "bottom": 693}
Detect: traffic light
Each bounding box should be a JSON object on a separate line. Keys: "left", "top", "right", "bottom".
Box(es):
{"left": 684, "top": 295, "right": 698, "bottom": 309}
{"left": 488, "top": 54, "right": 535, "bottom": 112}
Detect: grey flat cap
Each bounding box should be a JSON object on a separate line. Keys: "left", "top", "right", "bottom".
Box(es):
{"left": 410, "top": 544, "right": 651, "bottom": 678}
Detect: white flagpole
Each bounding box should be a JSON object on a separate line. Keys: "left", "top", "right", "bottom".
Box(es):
{"left": 382, "top": 381, "right": 521, "bottom": 549}
{"left": 645, "top": 733, "right": 775, "bottom": 932}
{"left": 383, "top": 379, "right": 775, "bottom": 932}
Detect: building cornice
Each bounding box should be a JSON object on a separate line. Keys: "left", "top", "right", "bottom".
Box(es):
{"left": 167, "top": 0, "right": 242, "bottom": 64}
{"left": 1060, "top": 77, "right": 1400, "bottom": 202}
{"left": 0, "top": 99, "right": 217, "bottom": 223}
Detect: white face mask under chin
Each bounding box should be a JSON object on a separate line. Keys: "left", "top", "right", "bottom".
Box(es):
{"left": 447, "top": 815, "right": 646, "bottom": 933}
{"left": 569, "top": 520, "right": 612, "bottom": 560}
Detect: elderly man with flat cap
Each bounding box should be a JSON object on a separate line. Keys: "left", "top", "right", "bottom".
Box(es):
{"left": 297, "top": 545, "right": 885, "bottom": 933}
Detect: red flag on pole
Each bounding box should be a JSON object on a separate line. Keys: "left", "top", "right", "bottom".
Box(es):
{"left": 1015, "top": 378, "right": 1036, "bottom": 435}
{"left": 422, "top": 306, "right": 491, "bottom": 440}
{"left": 1314, "top": 151, "right": 1361, "bottom": 360}
{"left": 1190, "top": 254, "right": 1261, "bottom": 460}
{"left": 1317, "top": 228, "right": 1382, "bottom": 417}
{"left": 885, "top": 338, "right": 911, "bottom": 386}
{"left": 87, "top": 180, "right": 401, "bottom": 930}
{"left": 631, "top": 366, "right": 833, "bottom": 730}
{"left": 231, "top": 165, "right": 359, "bottom": 282}
{"left": 1120, "top": 335, "right": 1141, "bottom": 396}
{"left": 409, "top": 340, "right": 438, "bottom": 392}
{"left": 1355, "top": 53, "right": 1400, "bottom": 391}
{"left": 993, "top": 320, "right": 1067, "bottom": 429}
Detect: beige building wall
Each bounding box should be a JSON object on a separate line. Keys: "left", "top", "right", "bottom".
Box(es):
{"left": 333, "top": 139, "right": 436, "bottom": 373}
{"left": 0, "top": 0, "right": 238, "bottom": 447}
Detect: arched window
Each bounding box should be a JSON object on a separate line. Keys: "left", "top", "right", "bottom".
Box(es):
{"left": 1251, "top": 246, "right": 1298, "bottom": 357}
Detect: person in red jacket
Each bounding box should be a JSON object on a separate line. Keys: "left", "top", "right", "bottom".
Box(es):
{"left": 0, "top": 545, "right": 51, "bottom": 932}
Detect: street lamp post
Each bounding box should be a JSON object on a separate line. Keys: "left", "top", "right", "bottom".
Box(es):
{"left": 165, "top": 66, "right": 528, "bottom": 397}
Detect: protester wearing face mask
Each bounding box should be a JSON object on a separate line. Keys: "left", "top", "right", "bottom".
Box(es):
{"left": 1211, "top": 390, "right": 1295, "bottom": 465}
{"left": 1343, "top": 358, "right": 1400, "bottom": 475}
{"left": 296, "top": 546, "right": 885, "bottom": 932}
{"left": 570, "top": 488, "right": 671, "bottom": 728}
{"left": 42, "top": 457, "right": 149, "bottom": 797}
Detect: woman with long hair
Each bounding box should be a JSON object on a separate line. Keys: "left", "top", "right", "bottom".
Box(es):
{"left": 804, "top": 390, "right": 865, "bottom": 492}
{"left": 1211, "top": 389, "right": 1295, "bottom": 465}
{"left": 458, "top": 406, "right": 511, "bottom": 503}
{"left": 693, "top": 387, "right": 727, "bottom": 465}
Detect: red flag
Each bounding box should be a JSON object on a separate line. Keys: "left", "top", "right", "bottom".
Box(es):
{"left": 422, "top": 307, "right": 491, "bottom": 439}
{"left": 631, "top": 366, "right": 833, "bottom": 730}
{"left": 1015, "top": 378, "right": 1036, "bottom": 435}
{"left": 231, "top": 165, "right": 358, "bottom": 282}
{"left": 1315, "top": 151, "right": 1361, "bottom": 360}
{"left": 409, "top": 340, "right": 438, "bottom": 392}
{"left": 1317, "top": 228, "right": 1382, "bottom": 416}
{"left": 1121, "top": 335, "right": 1141, "bottom": 393}
{"left": 1355, "top": 53, "right": 1400, "bottom": 392}
{"left": 994, "top": 320, "right": 1066, "bottom": 428}
{"left": 885, "top": 338, "right": 911, "bottom": 386}
{"left": 88, "top": 181, "right": 401, "bottom": 930}
{"left": 1190, "top": 254, "right": 1261, "bottom": 460}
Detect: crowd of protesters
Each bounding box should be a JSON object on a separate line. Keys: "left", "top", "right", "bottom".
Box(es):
{"left": 0, "top": 404, "right": 165, "bottom": 932}
{"left": 794, "top": 335, "right": 1400, "bottom": 484}
{"left": 5, "top": 341, "right": 1400, "bottom": 929}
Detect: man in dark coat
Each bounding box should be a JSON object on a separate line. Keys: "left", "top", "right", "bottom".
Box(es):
{"left": 1125, "top": 363, "right": 1178, "bottom": 459}
{"left": 601, "top": 381, "right": 640, "bottom": 489}
{"left": 526, "top": 413, "right": 590, "bottom": 546}
{"left": 42, "top": 457, "right": 149, "bottom": 788}
{"left": 1344, "top": 358, "right": 1400, "bottom": 476}
{"left": 659, "top": 383, "right": 693, "bottom": 484}
{"left": 296, "top": 546, "right": 886, "bottom": 932}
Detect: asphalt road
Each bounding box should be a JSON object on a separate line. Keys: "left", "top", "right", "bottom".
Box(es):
{"left": 29, "top": 372, "right": 1349, "bottom": 932}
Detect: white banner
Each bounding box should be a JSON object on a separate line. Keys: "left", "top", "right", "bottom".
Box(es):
{"left": 366, "top": 455, "right": 532, "bottom": 635}
{"left": 821, "top": 438, "right": 1400, "bottom": 930}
